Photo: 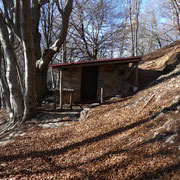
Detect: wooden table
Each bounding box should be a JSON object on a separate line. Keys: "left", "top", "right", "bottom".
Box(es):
{"left": 53, "top": 88, "right": 74, "bottom": 110}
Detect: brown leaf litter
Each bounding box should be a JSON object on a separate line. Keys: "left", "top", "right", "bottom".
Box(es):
{"left": 0, "top": 44, "right": 180, "bottom": 179}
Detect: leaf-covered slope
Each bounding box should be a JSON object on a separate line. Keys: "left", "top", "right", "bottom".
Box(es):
{"left": 143, "top": 40, "right": 180, "bottom": 62}
{"left": 140, "top": 40, "right": 180, "bottom": 71}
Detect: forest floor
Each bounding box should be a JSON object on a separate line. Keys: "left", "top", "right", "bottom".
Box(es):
{"left": 0, "top": 45, "right": 180, "bottom": 179}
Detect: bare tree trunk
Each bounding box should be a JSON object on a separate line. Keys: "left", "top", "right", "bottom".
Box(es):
{"left": 0, "top": 12, "right": 24, "bottom": 121}
{"left": 0, "top": 51, "right": 11, "bottom": 113}
{"left": 62, "top": 41, "right": 67, "bottom": 63}
{"left": 36, "top": 0, "right": 73, "bottom": 100}
{"left": 32, "top": 0, "right": 42, "bottom": 60}
{"left": 20, "top": 0, "right": 37, "bottom": 120}
{"left": 0, "top": 77, "right": 11, "bottom": 113}
{"left": 128, "top": 0, "right": 135, "bottom": 57}
{"left": 168, "top": 0, "right": 180, "bottom": 35}
{"left": 127, "top": 0, "right": 141, "bottom": 56}
{"left": 134, "top": 0, "right": 141, "bottom": 56}
{"left": 14, "top": 0, "right": 22, "bottom": 38}
{"left": 119, "top": 27, "right": 127, "bottom": 57}
{"left": 36, "top": 65, "right": 49, "bottom": 100}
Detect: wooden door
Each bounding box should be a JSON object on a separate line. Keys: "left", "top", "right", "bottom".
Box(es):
{"left": 81, "top": 66, "right": 98, "bottom": 102}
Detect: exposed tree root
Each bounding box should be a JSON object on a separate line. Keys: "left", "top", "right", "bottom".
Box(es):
{"left": 0, "top": 116, "right": 23, "bottom": 139}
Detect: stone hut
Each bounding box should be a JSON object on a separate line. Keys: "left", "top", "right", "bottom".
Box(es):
{"left": 50, "top": 57, "right": 142, "bottom": 107}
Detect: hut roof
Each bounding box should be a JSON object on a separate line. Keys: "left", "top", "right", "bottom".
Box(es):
{"left": 50, "top": 56, "right": 143, "bottom": 69}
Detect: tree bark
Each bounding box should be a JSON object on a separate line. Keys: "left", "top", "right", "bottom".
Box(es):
{"left": 14, "top": 0, "right": 21, "bottom": 38}
{"left": 0, "top": 12, "right": 24, "bottom": 121}
{"left": 62, "top": 41, "right": 67, "bottom": 63}
{"left": 0, "top": 50, "right": 12, "bottom": 113}
{"left": 32, "top": 0, "right": 42, "bottom": 60}
{"left": 128, "top": 0, "right": 135, "bottom": 57}
{"left": 169, "top": 0, "right": 180, "bottom": 35}
{"left": 20, "top": 0, "right": 37, "bottom": 120}
{"left": 134, "top": 0, "right": 141, "bottom": 56}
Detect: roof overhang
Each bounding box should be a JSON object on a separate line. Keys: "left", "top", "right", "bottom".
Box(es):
{"left": 49, "top": 56, "right": 143, "bottom": 69}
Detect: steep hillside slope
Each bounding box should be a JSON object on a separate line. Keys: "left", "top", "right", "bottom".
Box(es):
{"left": 137, "top": 40, "right": 180, "bottom": 89}
{"left": 140, "top": 40, "right": 180, "bottom": 71}
{"left": 0, "top": 42, "right": 180, "bottom": 179}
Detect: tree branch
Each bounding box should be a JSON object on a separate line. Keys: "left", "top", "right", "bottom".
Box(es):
{"left": 38, "top": 0, "right": 49, "bottom": 6}
{"left": 36, "top": 0, "right": 73, "bottom": 71}
{"left": 55, "top": 0, "right": 64, "bottom": 16}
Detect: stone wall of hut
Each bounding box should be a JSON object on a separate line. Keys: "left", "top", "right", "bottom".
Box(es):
{"left": 62, "top": 67, "right": 82, "bottom": 103}
{"left": 97, "top": 64, "right": 130, "bottom": 101}
{"left": 61, "top": 64, "right": 131, "bottom": 103}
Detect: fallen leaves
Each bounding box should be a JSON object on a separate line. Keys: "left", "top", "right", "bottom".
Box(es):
{"left": 0, "top": 63, "right": 180, "bottom": 179}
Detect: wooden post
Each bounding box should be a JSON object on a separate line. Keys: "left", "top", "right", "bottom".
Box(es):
{"left": 100, "top": 66, "right": 104, "bottom": 103}
{"left": 100, "top": 87, "right": 104, "bottom": 103}
{"left": 59, "top": 69, "right": 63, "bottom": 110}
{"left": 53, "top": 93, "right": 56, "bottom": 110}
{"left": 70, "top": 92, "right": 72, "bottom": 110}
{"left": 51, "top": 66, "right": 55, "bottom": 89}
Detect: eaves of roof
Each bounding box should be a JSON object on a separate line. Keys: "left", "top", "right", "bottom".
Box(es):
{"left": 50, "top": 56, "right": 143, "bottom": 69}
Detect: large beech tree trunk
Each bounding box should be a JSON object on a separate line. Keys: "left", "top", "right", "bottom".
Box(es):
{"left": 20, "top": 0, "right": 37, "bottom": 120}
{"left": 36, "top": 66, "right": 49, "bottom": 100}
{"left": 0, "top": 52, "right": 12, "bottom": 113}
{"left": 0, "top": 12, "right": 24, "bottom": 121}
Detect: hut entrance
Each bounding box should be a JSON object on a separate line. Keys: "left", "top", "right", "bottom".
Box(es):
{"left": 81, "top": 66, "right": 98, "bottom": 102}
